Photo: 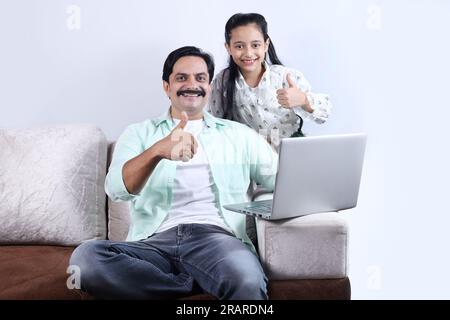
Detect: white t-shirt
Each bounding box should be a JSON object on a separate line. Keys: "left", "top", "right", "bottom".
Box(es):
{"left": 156, "top": 118, "right": 233, "bottom": 234}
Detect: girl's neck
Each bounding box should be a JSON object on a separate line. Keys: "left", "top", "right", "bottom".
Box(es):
{"left": 241, "top": 63, "right": 266, "bottom": 88}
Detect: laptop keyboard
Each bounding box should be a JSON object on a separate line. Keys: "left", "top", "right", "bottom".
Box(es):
{"left": 245, "top": 201, "right": 273, "bottom": 214}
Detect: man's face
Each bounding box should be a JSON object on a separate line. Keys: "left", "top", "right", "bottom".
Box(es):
{"left": 163, "top": 56, "right": 211, "bottom": 117}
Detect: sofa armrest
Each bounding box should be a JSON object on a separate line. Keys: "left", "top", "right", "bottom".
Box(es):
{"left": 256, "top": 212, "right": 348, "bottom": 280}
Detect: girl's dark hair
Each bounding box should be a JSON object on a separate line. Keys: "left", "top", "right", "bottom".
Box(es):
{"left": 223, "top": 13, "right": 283, "bottom": 119}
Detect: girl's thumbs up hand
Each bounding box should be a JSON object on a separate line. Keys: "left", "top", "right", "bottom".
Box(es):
{"left": 276, "top": 73, "right": 309, "bottom": 110}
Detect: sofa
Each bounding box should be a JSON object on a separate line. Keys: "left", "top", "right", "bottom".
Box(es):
{"left": 0, "top": 124, "right": 350, "bottom": 300}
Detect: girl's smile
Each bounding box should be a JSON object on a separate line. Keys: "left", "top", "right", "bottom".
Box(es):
{"left": 241, "top": 59, "right": 258, "bottom": 66}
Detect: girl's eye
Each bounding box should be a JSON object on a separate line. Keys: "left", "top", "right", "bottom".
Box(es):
{"left": 235, "top": 45, "right": 243, "bottom": 49}
{"left": 253, "top": 44, "right": 261, "bottom": 48}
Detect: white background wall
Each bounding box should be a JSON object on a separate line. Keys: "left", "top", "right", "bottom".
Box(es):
{"left": 1, "top": 0, "right": 449, "bottom": 299}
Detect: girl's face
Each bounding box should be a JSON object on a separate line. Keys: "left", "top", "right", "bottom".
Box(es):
{"left": 226, "top": 23, "right": 270, "bottom": 76}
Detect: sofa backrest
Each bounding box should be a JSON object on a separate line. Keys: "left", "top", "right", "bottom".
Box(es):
{"left": 106, "top": 142, "right": 131, "bottom": 241}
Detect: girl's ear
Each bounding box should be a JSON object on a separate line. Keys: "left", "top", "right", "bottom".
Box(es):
{"left": 265, "top": 38, "right": 271, "bottom": 52}
{"left": 225, "top": 42, "right": 232, "bottom": 55}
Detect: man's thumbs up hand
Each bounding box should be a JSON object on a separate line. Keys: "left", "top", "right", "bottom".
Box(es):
{"left": 155, "top": 111, "right": 198, "bottom": 162}
{"left": 276, "top": 73, "right": 307, "bottom": 109}
{"left": 174, "top": 111, "right": 189, "bottom": 130}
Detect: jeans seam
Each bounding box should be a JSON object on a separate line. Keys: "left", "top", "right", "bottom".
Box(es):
{"left": 108, "top": 243, "right": 192, "bottom": 287}
{"left": 122, "top": 250, "right": 191, "bottom": 287}
{"left": 109, "top": 242, "right": 153, "bottom": 251}
{"left": 180, "top": 258, "right": 220, "bottom": 292}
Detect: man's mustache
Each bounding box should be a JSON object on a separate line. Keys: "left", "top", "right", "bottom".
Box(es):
{"left": 176, "top": 88, "right": 206, "bottom": 97}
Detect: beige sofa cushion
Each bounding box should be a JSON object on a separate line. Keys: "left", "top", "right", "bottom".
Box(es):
{"left": 0, "top": 124, "right": 107, "bottom": 245}
{"left": 108, "top": 200, "right": 130, "bottom": 241}
{"left": 107, "top": 143, "right": 130, "bottom": 241}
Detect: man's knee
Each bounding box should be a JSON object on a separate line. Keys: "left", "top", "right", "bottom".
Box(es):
{"left": 69, "top": 240, "right": 108, "bottom": 289}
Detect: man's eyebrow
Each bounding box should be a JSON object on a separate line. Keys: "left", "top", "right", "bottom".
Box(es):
{"left": 174, "top": 72, "right": 207, "bottom": 76}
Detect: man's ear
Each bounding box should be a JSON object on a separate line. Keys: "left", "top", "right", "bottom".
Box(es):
{"left": 163, "top": 80, "right": 170, "bottom": 98}
{"left": 225, "top": 42, "right": 231, "bottom": 56}
{"left": 205, "top": 83, "right": 212, "bottom": 95}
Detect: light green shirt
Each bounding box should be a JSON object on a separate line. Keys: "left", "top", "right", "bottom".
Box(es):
{"left": 105, "top": 110, "right": 278, "bottom": 251}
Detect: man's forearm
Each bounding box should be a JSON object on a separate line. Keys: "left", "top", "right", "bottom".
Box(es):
{"left": 122, "top": 144, "right": 163, "bottom": 195}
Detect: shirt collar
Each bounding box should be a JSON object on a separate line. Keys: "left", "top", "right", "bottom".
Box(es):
{"left": 236, "top": 60, "right": 271, "bottom": 89}
{"left": 154, "top": 108, "right": 226, "bottom": 129}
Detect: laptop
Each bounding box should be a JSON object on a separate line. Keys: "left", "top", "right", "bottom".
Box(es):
{"left": 223, "top": 133, "right": 367, "bottom": 220}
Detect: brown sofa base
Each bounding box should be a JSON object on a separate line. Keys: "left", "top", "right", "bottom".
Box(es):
{"left": 0, "top": 245, "right": 350, "bottom": 300}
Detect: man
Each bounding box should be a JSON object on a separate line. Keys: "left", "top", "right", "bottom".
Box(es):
{"left": 69, "top": 46, "right": 278, "bottom": 300}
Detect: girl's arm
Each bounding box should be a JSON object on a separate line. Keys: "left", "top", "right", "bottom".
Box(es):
{"left": 284, "top": 69, "right": 332, "bottom": 124}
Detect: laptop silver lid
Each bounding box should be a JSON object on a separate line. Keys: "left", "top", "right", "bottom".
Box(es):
{"left": 270, "top": 133, "right": 367, "bottom": 219}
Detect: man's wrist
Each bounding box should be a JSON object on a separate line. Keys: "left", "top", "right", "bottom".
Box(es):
{"left": 147, "top": 143, "right": 164, "bottom": 162}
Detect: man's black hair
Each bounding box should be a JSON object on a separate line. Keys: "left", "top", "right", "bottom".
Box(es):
{"left": 162, "top": 46, "right": 215, "bottom": 83}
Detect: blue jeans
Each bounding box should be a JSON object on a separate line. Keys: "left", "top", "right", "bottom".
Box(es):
{"left": 69, "top": 224, "right": 268, "bottom": 300}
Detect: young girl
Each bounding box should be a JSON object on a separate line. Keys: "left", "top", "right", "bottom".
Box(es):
{"left": 208, "top": 13, "right": 331, "bottom": 140}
